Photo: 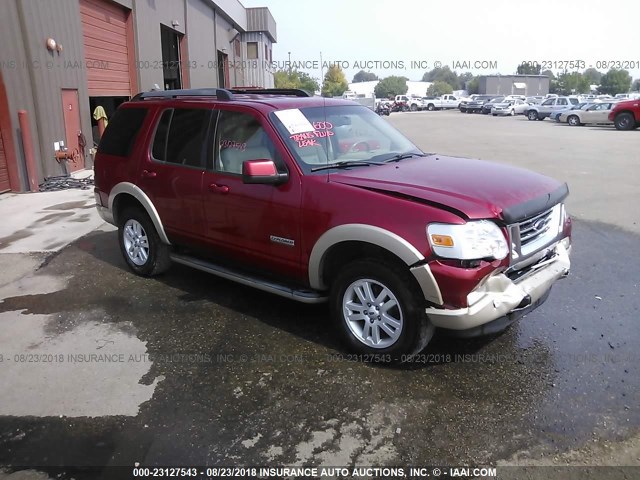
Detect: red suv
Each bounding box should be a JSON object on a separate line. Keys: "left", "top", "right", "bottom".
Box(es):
{"left": 608, "top": 98, "right": 640, "bottom": 130}
{"left": 94, "top": 88, "right": 572, "bottom": 361}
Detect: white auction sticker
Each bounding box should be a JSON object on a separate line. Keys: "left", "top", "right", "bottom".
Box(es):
{"left": 273, "top": 109, "right": 315, "bottom": 134}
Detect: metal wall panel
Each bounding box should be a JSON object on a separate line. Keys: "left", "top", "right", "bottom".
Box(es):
{"left": 17, "top": 0, "right": 93, "bottom": 177}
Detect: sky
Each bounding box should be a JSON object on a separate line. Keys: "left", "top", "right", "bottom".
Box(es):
{"left": 241, "top": 0, "right": 640, "bottom": 84}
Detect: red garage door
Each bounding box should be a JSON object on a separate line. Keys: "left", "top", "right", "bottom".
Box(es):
{"left": 80, "top": 0, "right": 134, "bottom": 96}
{"left": 0, "top": 126, "right": 9, "bottom": 193}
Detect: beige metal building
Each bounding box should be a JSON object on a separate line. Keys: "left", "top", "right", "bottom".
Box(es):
{"left": 0, "top": 0, "right": 277, "bottom": 192}
{"left": 479, "top": 75, "right": 550, "bottom": 97}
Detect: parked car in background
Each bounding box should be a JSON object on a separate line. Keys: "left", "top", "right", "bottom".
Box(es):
{"left": 608, "top": 98, "right": 640, "bottom": 130}
{"left": 465, "top": 95, "right": 499, "bottom": 113}
{"left": 394, "top": 95, "right": 424, "bottom": 112}
{"left": 549, "top": 102, "right": 598, "bottom": 122}
{"left": 503, "top": 95, "right": 527, "bottom": 102}
{"left": 491, "top": 99, "right": 529, "bottom": 116}
{"left": 526, "top": 96, "right": 544, "bottom": 105}
{"left": 614, "top": 93, "right": 640, "bottom": 100}
{"left": 559, "top": 101, "right": 619, "bottom": 126}
{"left": 526, "top": 96, "right": 580, "bottom": 120}
{"left": 459, "top": 95, "right": 480, "bottom": 112}
{"left": 481, "top": 96, "right": 506, "bottom": 114}
{"left": 422, "top": 95, "right": 462, "bottom": 111}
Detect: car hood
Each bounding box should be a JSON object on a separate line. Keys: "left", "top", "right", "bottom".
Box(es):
{"left": 330, "top": 155, "right": 565, "bottom": 222}
{"left": 492, "top": 103, "right": 511, "bottom": 108}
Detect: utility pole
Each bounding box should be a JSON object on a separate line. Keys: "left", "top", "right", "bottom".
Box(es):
{"left": 288, "top": 51, "right": 291, "bottom": 74}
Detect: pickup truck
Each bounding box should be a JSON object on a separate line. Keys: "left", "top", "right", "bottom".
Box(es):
{"left": 422, "top": 95, "right": 461, "bottom": 111}
{"left": 526, "top": 96, "right": 580, "bottom": 121}
{"left": 608, "top": 98, "right": 640, "bottom": 130}
{"left": 394, "top": 95, "right": 424, "bottom": 112}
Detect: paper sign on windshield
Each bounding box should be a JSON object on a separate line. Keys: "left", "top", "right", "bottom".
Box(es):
{"left": 273, "top": 109, "right": 315, "bottom": 135}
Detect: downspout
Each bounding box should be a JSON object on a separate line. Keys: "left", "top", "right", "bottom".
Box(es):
{"left": 16, "top": 0, "right": 45, "bottom": 184}
{"left": 213, "top": 9, "right": 218, "bottom": 88}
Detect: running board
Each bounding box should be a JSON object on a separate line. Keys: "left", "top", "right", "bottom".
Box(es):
{"left": 169, "top": 253, "right": 327, "bottom": 304}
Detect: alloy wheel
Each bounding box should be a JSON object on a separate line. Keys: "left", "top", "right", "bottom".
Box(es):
{"left": 123, "top": 219, "right": 150, "bottom": 266}
{"left": 342, "top": 278, "right": 403, "bottom": 349}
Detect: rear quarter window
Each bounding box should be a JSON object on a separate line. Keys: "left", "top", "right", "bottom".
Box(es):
{"left": 98, "top": 107, "right": 148, "bottom": 157}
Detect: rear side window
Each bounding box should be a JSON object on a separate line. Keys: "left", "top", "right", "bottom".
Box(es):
{"left": 151, "top": 108, "right": 211, "bottom": 168}
{"left": 98, "top": 108, "right": 147, "bottom": 156}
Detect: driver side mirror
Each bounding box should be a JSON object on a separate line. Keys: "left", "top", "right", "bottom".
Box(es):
{"left": 242, "top": 159, "right": 288, "bottom": 185}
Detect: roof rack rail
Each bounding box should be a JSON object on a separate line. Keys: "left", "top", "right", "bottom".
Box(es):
{"left": 229, "top": 88, "right": 312, "bottom": 97}
{"left": 131, "top": 88, "right": 234, "bottom": 101}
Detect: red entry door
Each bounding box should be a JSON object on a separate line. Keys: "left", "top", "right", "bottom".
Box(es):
{"left": 61, "top": 89, "right": 85, "bottom": 172}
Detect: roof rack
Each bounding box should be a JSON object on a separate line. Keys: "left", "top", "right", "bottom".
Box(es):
{"left": 130, "top": 87, "right": 313, "bottom": 102}
{"left": 229, "top": 88, "right": 312, "bottom": 97}
{"left": 131, "top": 88, "right": 234, "bottom": 101}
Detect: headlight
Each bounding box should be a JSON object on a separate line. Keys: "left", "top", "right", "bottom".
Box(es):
{"left": 427, "top": 220, "right": 509, "bottom": 260}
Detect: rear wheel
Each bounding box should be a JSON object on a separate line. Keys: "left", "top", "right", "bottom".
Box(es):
{"left": 410, "top": 103, "right": 418, "bottom": 112}
{"left": 427, "top": 104, "right": 435, "bottom": 111}
{"left": 614, "top": 112, "right": 635, "bottom": 131}
{"left": 118, "top": 207, "right": 171, "bottom": 276}
{"left": 330, "top": 259, "right": 434, "bottom": 362}
{"left": 527, "top": 110, "right": 539, "bottom": 121}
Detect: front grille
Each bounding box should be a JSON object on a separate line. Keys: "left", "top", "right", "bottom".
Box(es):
{"left": 518, "top": 207, "right": 554, "bottom": 247}
{"left": 508, "top": 203, "right": 563, "bottom": 265}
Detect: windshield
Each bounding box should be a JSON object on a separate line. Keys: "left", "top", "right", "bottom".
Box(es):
{"left": 270, "top": 105, "right": 422, "bottom": 174}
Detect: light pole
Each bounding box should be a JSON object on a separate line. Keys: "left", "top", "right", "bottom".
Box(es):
{"left": 288, "top": 51, "right": 291, "bottom": 74}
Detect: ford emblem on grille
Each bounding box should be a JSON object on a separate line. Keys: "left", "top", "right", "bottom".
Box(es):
{"left": 533, "top": 219, "right": 546, "bottom": 231}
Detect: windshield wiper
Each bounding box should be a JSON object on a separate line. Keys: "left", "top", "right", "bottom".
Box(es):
{"left": 311, "top": 161, "right": 383, "bottom": 172}
{"left": 383, "top": 152, "right": 427, "bottom": 163}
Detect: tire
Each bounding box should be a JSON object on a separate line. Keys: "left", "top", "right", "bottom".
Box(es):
{"left": 460, "top": 108, "right": 467, "bottom": 113}
{"left": 509, "top": 108, "right": 515, "bottom": 116}
{"left": 492, "top": 114, "right": 497, "bottom": 116}
{"left": 118, "top": 207, "right": 171, "bottom": 276}
{"left": 614, "top": 112, "right": 635, "bottom": 131}
{"left": 567, "top": 115, "right": 581, "bottom": 127}
{"left": 330, "top": 258, "right": 435, "bottom": 362}
{"left": 527, "top": 110, "right": 539, "bottom": 121}
{"left": 410, "top": 103, "right": 418, "bottom": 112}
{"left": 427, "top": 104, "right": 435, "bottom": 111}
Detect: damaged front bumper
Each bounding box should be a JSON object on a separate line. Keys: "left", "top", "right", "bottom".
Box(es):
{"left": 426, "top": 238, "right": 571, "bottom": 336}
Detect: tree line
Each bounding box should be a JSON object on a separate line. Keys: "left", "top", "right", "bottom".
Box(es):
{"left": 275, "top": 64, "right": 639, "bottom": 98}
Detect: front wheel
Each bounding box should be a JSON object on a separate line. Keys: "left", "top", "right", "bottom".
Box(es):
{"left": 118, "top": 207, "right": 171, "bottom": 276}
{"left": 527, "top": 110, "right": 539, "bottom": 121}
{"left": 330, "top": 259, "right": 434, "bottom": 361}
{"left": 427, "top": 104, "right": 435, "bottom": 111}
{"left": 567, "top": 115, "right": 581, "bottom": 126}
{"left": 614, "top": 112, "right": 635, "bottom": 130}
{"left": 410, "top": 103, "right": 418, "bottom": 112}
